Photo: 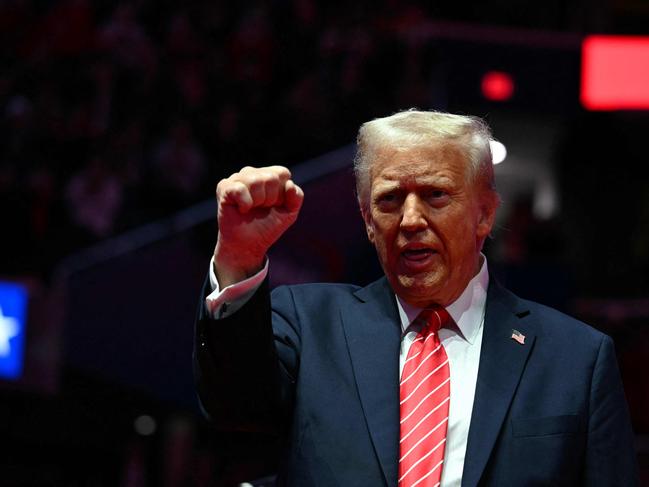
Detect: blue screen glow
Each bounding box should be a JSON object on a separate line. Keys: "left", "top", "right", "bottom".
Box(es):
{"left": 0, "top": 281, "right": 28, "bottom": 380}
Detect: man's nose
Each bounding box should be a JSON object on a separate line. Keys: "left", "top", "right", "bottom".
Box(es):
{"left": 400, "top": 194, "right": 427, "bottom": 231}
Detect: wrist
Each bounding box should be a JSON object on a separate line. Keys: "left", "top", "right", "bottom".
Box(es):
{"left": 213, "top": 241, "right": 265, "bottom": 288}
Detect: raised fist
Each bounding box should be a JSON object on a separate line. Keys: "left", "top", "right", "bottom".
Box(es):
{"left": 213, "top": 165, "right": 304, "bottom": 286}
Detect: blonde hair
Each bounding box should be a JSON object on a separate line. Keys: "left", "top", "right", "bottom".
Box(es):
{"left": 353, "top": 109, "right": 496, "bottom": 210}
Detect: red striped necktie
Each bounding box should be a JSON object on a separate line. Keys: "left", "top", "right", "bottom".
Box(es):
{"left": 399, "top": 307, "right": 451, "bottom": 487}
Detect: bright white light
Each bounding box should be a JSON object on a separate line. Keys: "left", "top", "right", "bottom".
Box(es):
{"left": 134, "top": 415, "right": 157, "bottom": 436}
{"left": 0, "top": 306, "right": 19, "bottom": 357}
{"left": 490, "top": 140, "right": 507, "bottom": 164}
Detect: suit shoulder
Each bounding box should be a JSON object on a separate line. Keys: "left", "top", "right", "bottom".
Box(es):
{"left": 517, "top": 294, "right": 608, "bottom": 345}
{"left": 493, "top": 283, "right": 608, "bottom": 345}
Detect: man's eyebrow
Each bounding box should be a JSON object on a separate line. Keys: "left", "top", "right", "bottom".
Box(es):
{"left": 376, "top": 176, "right": 454, "bottom": 188}
{"left": 372, "top": 182, "right": 401, "bottom": 193}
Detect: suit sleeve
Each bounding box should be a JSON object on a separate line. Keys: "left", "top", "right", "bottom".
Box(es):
{"left": 193, "top": 274, "right": 301, "bottom": 434}
{"left": 583, "top": 335, "right": 639, "bottom": 486}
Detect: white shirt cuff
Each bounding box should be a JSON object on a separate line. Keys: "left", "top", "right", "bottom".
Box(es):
{"left": 205, "top": 256, "right": 269, "bottom": 319}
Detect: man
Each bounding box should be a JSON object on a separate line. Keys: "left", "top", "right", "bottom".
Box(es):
{"left": 194, "top": 110, "right": 638, "bottom": 486}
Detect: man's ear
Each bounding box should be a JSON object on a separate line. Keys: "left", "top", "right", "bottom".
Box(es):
{"left": 360, "top": 206, "right": 375, "bottom": 244}
{"left": 476, "top": 190, "right": 499, "bottom": 240}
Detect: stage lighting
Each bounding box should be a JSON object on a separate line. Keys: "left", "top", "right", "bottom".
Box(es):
{"left": 0, "top": 282, "right": 27, "bottom": 380}
{"left": 582, "top": 35, "right": 649, "bottom": 110}
{"left": 481, "top": 71, "right": 515, "bottom": 102}
{"left": 490, "top": 140, "right": 507, "bottom": 164}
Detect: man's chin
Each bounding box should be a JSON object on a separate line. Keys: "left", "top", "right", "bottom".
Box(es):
{"left": 392, "top": 272, "right": 446, "bottom": 306}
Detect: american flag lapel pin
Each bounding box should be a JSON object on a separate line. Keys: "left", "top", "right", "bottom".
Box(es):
{"left": 511, "top": 329, "right": 526, "bottom": 345}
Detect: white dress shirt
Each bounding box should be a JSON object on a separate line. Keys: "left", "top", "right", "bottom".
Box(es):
{"left": 205, "top": 257, "right": 489, "bottom": 487}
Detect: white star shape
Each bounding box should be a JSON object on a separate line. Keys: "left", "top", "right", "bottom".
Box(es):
{"left": 0, "top": 305, "right": 20, "bottom": 358}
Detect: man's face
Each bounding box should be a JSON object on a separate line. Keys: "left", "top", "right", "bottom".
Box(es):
{"left": 361, "top": 142, "right": 497, "bottom": 308}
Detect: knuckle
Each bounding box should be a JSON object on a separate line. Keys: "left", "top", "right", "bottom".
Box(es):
{"left": 261, "top": 171, "right": 280, "bottom": 185}
{"left": 271, "top": 165, "right": 290, "bottom": 175}
{"left": 247, "top": 176, "right": 264, "bottom": 192}
{"left": 231, "top": 181, "right": 247, "bottom": 194}
{"left": 216, "top": 179, "right": 230, "bottom": 198}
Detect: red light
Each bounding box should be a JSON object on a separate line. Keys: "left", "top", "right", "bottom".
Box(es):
{"left": 481, "top": 71, "right": 515, "bottom": 102}
{"left": 581, "top": 35, "right": 649, "bottom": 110}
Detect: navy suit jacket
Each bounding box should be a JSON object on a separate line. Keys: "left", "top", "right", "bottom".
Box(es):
{"left": 194, "top": 275, "right": 638, "bottom": 486}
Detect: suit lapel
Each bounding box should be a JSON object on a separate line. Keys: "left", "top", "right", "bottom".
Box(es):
{"left": 341, "top": 277, "right": 402, "bottom": 487}
{"left": 461, "top": 281, "right": 536, "bottom": 487}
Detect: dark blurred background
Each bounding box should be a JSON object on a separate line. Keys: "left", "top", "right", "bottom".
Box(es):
{"left": 1, "top": 0, "right": 648, "bottom": 485}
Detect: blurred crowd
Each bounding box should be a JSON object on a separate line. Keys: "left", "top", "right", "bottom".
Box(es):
{"left": 0, "top": 0, "right": 443, "bottom": 278}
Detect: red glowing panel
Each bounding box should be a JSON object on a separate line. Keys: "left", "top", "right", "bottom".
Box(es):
{"left": 582, "top": 35, "right": 649, "bottom": 110}
{"left": 481, "top": 71, "right": 514, "bottom": 102}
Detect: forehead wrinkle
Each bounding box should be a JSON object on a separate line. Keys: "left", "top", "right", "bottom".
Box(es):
{"left": 369, "top": 142, "right": 472, "bottom": 196}
{"left": 374, "top": 165, "right": 459, "bottom": 188}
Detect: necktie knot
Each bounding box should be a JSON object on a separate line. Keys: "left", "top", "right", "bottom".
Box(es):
{"left": 417, "top": 306, "right": 451, "bottom": 335}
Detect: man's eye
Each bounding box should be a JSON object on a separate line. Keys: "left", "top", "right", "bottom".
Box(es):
{"left": 376, "top": 192, "right": 399, "bottom": 204}
{"left": 375, "top": 192, "right": 400, "bottom": 209}
{"left": 425, "top": 190, "right": 450, "bottom": 205}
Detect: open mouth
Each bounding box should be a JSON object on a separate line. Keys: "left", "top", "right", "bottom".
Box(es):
{"left": 402, "top": 248, "right": 436, "bottom": 261}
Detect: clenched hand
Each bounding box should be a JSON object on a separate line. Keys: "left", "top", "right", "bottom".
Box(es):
{"left": 213, "top": 166, "right": 304, "bottom": 287}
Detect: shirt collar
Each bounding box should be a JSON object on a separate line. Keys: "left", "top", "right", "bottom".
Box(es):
{"left": 395, "top": 255, "right": 489, "bottom": 345}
